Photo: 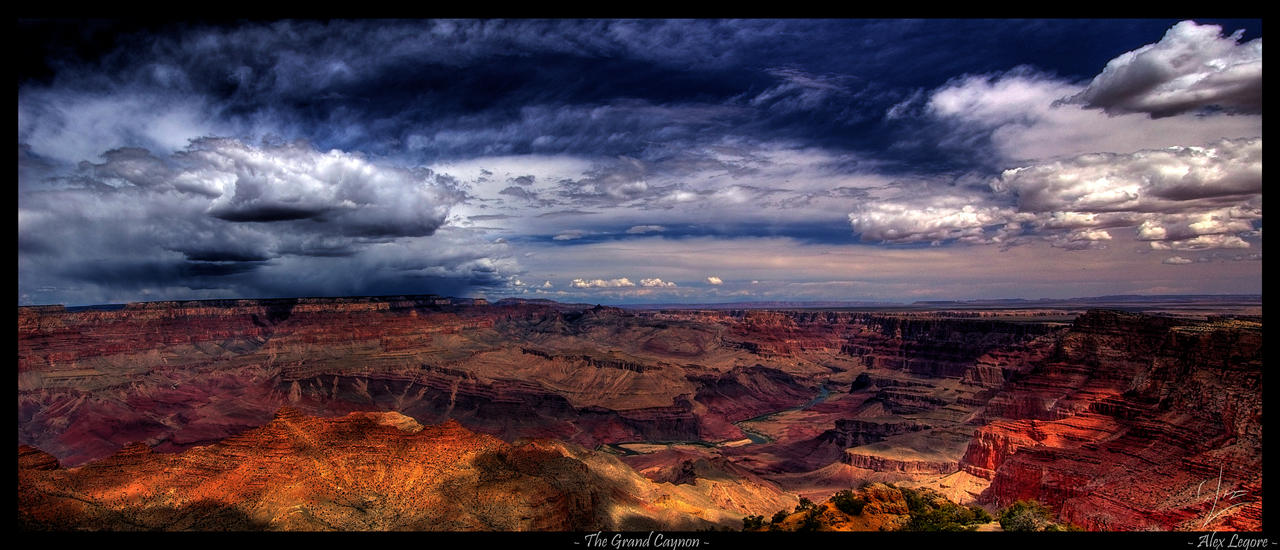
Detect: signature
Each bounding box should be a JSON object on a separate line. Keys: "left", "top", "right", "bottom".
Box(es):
{"left": 1191, "top": 532, "right": 1270, "bottom": 549}
{"left": 1185, "top": 466, "right": 1268, "bottom": 549}
{"left": 1194, "top": 465, "right": 1254, "bottom": 529}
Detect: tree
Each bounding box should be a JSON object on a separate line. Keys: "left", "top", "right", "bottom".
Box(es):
{"left": 795, "top": 497, "right": 814, "bottom": 512}
{"left": 771, "top": 509, "right": 789, "bottom": 524}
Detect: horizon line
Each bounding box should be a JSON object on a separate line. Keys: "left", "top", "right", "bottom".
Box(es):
{"left": 17, "top": 292, "right": 1264, "bottom": 310}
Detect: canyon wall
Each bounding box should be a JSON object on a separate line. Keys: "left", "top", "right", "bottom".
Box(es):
{"left": 958, "top": 310, "right": 1262, "bottom": 530}
{"left": 17, "top": 297, "right": 1262, "bottom": 530}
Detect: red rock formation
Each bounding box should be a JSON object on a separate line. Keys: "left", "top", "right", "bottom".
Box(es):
{"left": 22, "top": 298, "right": 1057, "bottom": 470}
{"left": 18, "top": 408, "right": 795, "bottom": 531}
{"left": 18, "top": 445, "right": 60, "bottom": 471}
{"left": 18, "top": 298, "right": 1260, "bottom": 532}
{"left": 843, "top": 452, "right": 958, "bottom": 475}
{"left": 961, "top": 310, "right": 1263, "bottom": 531}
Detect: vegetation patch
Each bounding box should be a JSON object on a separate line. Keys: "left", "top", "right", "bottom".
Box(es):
{"left": 893, "top": 484, "right": 992, "bottom": 531}
{"left": 998, "top": 499, "right": 1082, "bottom": 532}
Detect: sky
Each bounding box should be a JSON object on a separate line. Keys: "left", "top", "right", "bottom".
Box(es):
{"left": 17, "top": 19, "right": 1262, "bottom": 306}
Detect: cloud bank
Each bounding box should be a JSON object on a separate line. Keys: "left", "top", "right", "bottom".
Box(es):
{"left": 17, "top": 19, "right": 1262, "bottom": 305}
{"left": 850, "top": 138, "right": 1261, "bottom": 252}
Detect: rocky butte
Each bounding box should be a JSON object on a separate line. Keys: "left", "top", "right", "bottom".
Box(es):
{"left": 16, "top": 295, "right": 1263, "bottom": 531}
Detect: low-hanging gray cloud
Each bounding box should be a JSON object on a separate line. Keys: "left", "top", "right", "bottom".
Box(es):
{"left": 18, "top": 138, "right": 512, "bottom": 305}
{"left": 181, "top": 138, "right": 462, "bottom": 237}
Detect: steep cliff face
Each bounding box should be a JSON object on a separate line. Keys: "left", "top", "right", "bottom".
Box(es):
{"left": 819, "top": 418, "right": 932, "bottom": 449}
{"left": 18, "top": 408, "right": 796, "bottom": 531}
{"left": 838, "top": 316, "right": 1062, "bottom": 380}
{"left": 961, "top": 310, "right": 1263, "bottom": 531}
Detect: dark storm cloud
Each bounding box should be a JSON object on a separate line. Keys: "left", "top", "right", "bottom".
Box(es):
{"left": 177, "top": 249, "right": 272, "bottom": 263}
{"left": 210, "top": 204, "right": 329, "bottom": 223}
{"left": 57, "top": 258, "right": 267, "bottom": 288}
{"left": 175, "top": 137, "right": 463, "bottom": 239}
{"left": 17, "top": 137, "right": 512, "bottom": 305}
{"left": 498, "top": 186, "right": 539, "bottom": 201}
{"left": 29, "top": 19, "right": 1257, "bottom": 174}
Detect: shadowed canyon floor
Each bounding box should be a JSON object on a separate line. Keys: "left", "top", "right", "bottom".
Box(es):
{"left": 17, "top": 296, "right": 1263, "bottom": 531}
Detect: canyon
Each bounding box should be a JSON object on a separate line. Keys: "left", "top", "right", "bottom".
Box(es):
{"left": 17, "top": 295, "right": 1263, "bottom": 531}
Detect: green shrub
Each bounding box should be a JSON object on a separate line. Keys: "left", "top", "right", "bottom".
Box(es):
{"left": 905, "top": 503, "right": 974, "bottom": 531}
{"left": 898, "top": 486, "right": 931, "bottom": 515}
{"left": 998, "top": 500, "right": 1053, "bottom": 532}
{"left": 969, "top": 505, "right": 993, "bottom": 523}
{"left": 742, "top": 514, "right": 765, "bottom": 530}
{"left": 899, "top": 488, "right": 990, "bottom": 532}
{"left": 1043, "top": 521, "right": 1084, "bottom": 532}
{"left": 832, "top": 489, "right": 867, "bottom": 515}
{"left": 771, "top": 509, "right": 789, "bottom": 524}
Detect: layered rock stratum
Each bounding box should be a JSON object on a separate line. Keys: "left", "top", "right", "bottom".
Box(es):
{"left": 17, "top": 296, "right": 1262, "bottom": 531}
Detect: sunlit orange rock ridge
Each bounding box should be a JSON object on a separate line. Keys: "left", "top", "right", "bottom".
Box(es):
{"left": 18, "top": 407, "right": 796, "bottom": 531}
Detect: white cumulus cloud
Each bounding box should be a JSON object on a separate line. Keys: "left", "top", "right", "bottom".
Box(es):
{"left": 850, "top": 202, "right": 1015, "bottom": 244}
{"left": 995, "top": 138, "right": 1261, "bottom": 213}
{"left": 706, "top": 276, "right": 723, "bottom": 285}
{"left": 923, "top": 69, "right": 1260, "bottom": 162}
{"left": 849, "top": 138, "right": 1261, "bottom": 253}
{"left": 1064, "top": 20, "right": 1262, "bottom": 117}
{"left": 570, "top": 277, "right": 636, "bottom": 288}
{"left": 639, "top": 278, "right": 677, "bottom": 287}
{"left": 1148, "top": 234, "right": 1251, "bottom": 251}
